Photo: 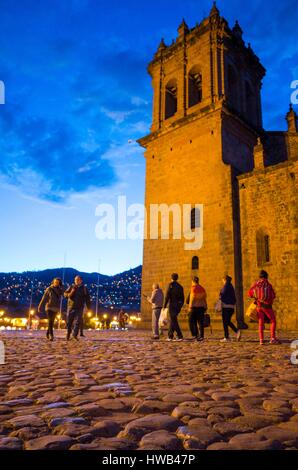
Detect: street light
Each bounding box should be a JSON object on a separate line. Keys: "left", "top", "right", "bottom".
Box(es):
{"left": 27, "top": 309, "right": 35, "bottom": 330}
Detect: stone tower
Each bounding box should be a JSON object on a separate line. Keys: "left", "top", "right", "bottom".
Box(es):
{"left": 138, "top": 3, "right": 265, "bottom": 327}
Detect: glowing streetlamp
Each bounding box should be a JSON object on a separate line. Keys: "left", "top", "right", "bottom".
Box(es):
{"left": 27, "top": 309, "right": 35, "bottom": 330}
{"left": 57, "top": 313, "right": 61, "bottom": 329}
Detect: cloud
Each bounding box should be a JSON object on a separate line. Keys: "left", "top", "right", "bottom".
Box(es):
{"left": 131, "top": 96, "right": 149, "bottom": 107}
{"left": 100, "top": 107, "right": 133, "bottom": 125}
{"left": 0, "top": 108, "right": 117, "bottom": 203}
{"left": 95, "top": 50, "right": 150, "bottom": 96}
{"left": 0, "top": 61, "right": 150, "bottom": 204}
{"left": 1, "top": 0, "right": 296, "bottom": 205}
{"left": 0, "top": 28, "right": 151, "bottom": 204}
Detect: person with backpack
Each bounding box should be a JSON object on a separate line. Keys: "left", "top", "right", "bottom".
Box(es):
{"left": 64, "top": 275, "right": 91, "bottom": 341}
{"left": 164, "top": 273, "right": 184, "bottom": 341}
{"left": 186, "top": 276, "right": 207, "bottom": 342}
{"left": 38, "top": 278, "right": 64, "bottom": 341}
{"left": 219, "top": 275, "right": 241, "bottom": 342}
{"left": 248, "top": 270, "right": 280, "bottom": 345}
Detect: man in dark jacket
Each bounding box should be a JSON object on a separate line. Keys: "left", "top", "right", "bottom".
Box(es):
{"left": 64, "top": 275, "right": 91, "bottom": 341}
{"left": 219, "top": 274, "right": 241, "bottom": 342}
{"left": 164, "top": 273, "right": 184, "bottom": 341}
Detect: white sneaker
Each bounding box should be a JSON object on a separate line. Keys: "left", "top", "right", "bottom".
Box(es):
{"left": 220, "top": 338, "right": 230, "bottom": 342}
{"left": 166, "top": 338, "right": 173, "bottom": 342}
{"left": 270, "top": 338, "right": 281, "bottom": 345}
{"left": 175, "top": 338, "right": 183, "bottom": 342}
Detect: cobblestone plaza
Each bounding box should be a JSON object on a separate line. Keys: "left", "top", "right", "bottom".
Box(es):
{"left": 0, "top": 330, "right": 297, "bottom": 450}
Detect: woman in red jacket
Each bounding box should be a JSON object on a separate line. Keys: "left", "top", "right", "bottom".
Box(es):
{"left": 248, "top": 270, "right": 280, "bottom": 345}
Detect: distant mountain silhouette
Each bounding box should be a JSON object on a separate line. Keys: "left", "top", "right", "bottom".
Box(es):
{"left": 17, "top": 267, "right": 110, "bottom": 285}
{"left": 0, "top": 265, "right": 142, "bottom": 312}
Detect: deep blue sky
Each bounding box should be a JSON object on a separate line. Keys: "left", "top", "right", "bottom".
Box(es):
{"left": 0, "top": 0, "right": 297, "bottom": 274}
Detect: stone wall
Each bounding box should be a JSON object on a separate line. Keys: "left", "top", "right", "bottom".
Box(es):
{"left": 238, "top": 158, "right": 298, "bottom": 330}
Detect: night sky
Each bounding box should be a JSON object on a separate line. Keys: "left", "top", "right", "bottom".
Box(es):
{"left": 0, "top": 0, "right": 297, "bottom": 274}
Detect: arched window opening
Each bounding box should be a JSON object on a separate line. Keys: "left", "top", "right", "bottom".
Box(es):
{"left": 256, "top": 229, "right": 271, "bottom": 266}
{"left": 190, "top": 207, "right": 200, "bottom": 230}
{"left": 165, "top": 79, "right": 177, "bottom": 119}
{"left": 264, "top": 235, "right": 270, "bottom": 263}
{"left": 191, "top": 256, "right": 199, "bottom": 270}
{"left": 188, "top": 67, "right": 202, "bottom": 107}
{"left": 227, "top": 65, "right": 238, "bottom": 111}
{"left": 245, "top": 81, "right": 256, "bottom": 124}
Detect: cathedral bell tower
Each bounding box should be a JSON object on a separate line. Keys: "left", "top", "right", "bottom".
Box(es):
{"left": 138, "top": 3, "right": 266, "bottom": 327}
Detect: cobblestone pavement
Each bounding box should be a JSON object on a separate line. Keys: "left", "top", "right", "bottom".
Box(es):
{"left": 0, "top": 330, "right": 297, "bottom": 450}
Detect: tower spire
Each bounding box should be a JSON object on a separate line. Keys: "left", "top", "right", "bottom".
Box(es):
{"left": 178, "top": 18, "right": 189, "bottom": 37}
{"left": 232, "top": 20, "right": 243, "bottom": 41}
{"left": 286, "top": 103, "right": 298, "bottom": 132}
{"left": 209, "top": 1, "right": 220, "bottom": 28}
{"left": 209, "top": 1, "right": 219, "bottom": 18}
{"left": 157, "top": 38, "right": 166, "bottom": 53}
{"left": 254, "top": 137, "right": 265, "bottom": 169}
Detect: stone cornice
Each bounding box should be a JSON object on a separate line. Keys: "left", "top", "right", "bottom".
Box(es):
{"left": 137, "top": 102, "right": 222, "bottom": 148}
{"left": 148, "top": 14, "right": 265, "bottom": 79}
{"left": 238, "top": 157, "right": 298, "bottom": 180}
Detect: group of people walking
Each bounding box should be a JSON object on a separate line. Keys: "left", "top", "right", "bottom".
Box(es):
{"left": 146, "top": 270, "right": 280, "bottom": 345}
{"left": 38, "top": 275, "right": 91, "bottom": 341}
{"left": 38, "top": 270, "right": 280, "bottom": 345}
{"left": 38, "top": 275, "right": 131, "bottom": 341}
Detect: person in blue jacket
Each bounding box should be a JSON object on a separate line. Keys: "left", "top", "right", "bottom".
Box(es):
{"left": 219, "top": 275, "right": 241, "bottom": 342}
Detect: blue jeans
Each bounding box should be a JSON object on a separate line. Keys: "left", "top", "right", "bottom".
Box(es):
{"left": 67, "top": 309, "right": 84, "bottom": 337}
{"left": 152, "top": 308, "right": 161, "bottom": 337}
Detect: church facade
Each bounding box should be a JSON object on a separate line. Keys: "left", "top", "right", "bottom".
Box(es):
{"left": 138, "top": 4, "right": 298, "bottom": 330}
